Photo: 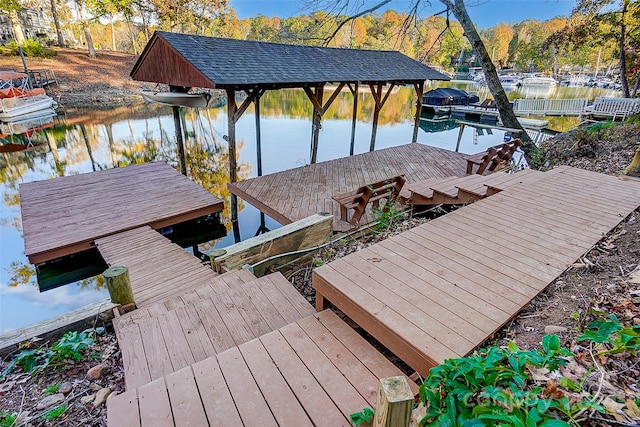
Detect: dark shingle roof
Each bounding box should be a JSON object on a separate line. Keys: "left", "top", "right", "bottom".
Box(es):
{"left": 132, "top": 31, "right": 449, "bottom": 88}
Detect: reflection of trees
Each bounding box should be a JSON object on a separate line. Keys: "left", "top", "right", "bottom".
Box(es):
{"left": 259, "top": 87, "right": 417, "bottom": 125}
{"left": 5, "top": 258, "right": 106, "bottom": 291}
{"left": 184, "top": 109, "right": 252, "bottom": 240}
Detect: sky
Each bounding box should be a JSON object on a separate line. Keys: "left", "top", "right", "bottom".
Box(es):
{"left": 230, "top": 0, "right": 576, "bottom": 29}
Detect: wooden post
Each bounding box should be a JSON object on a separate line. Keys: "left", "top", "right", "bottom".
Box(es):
{"left": 455, "top": 122, "right": 465, "bottom": 152}
{"left": 103, "top": 266, "right": 134, "bottom": 306}
{"left": 369, "top": 83, "right": 382, "bottom": 152}
{"left": 350, "top": 82, "right": 359, "bottom": 156}
{"left": 226, "top": 88, "right": 239, "bottom": 241}
{"left": 310, "top": 84, "right": 324, "bottom": 164}
{"left": 412, "top": 80, "right": 424, "bottom": 143}
{"left": 374, "top": 376, "right": 414, "bottom": 427}
{"left": 255, "top": 91, "right": 263, "bottom": 176}
{"left": 209, "top": 248, "right": 228, "bottom": 273}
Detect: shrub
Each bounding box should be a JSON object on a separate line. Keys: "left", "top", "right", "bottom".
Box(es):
{"left": 7, "top": 38, "right": 57, "bottom": 58}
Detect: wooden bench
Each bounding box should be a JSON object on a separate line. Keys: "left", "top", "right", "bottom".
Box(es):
{"left": 464, "top": 139, "right": 521, "bottom": 175}
{"left": 332, "top": 175, "right": 406, "bottom": 226}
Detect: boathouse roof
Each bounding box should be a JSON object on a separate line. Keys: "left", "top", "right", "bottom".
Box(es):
{"left": 130, "top": 31, "right": 450, "bottom": 89}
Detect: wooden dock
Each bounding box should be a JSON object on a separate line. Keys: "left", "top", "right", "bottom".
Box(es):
{"left": 95, "top": 225, "right": 220, "bottom": 308}
{"left": 228, "top": 143, "right": 469, "bottom": 232}
{"left": 313, "top": 166, "right": 640, "bottom": 375}
{"left": 20, "top": 162, "right": 223, "bottom": 264}
{"left": 108, "top": 310, "right": 417, "bottom": 426}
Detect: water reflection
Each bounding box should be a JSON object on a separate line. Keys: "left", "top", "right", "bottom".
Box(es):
{"left": 0, "top": 85, "right": 621, "bottom": 334}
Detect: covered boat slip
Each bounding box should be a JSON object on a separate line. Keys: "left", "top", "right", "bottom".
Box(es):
{"left": 228, "top": 143, "right": 470, "bottom": 232}
{"left": 313, "top": 166, "right": 640, "bottom": 375}
{"left": 20, "top": 162, "right": 224, "bottom": 264}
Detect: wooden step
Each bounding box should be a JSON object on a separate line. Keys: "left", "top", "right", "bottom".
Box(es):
{"left": 114, "top": 272, "right": 316, "bottom": 389}
{"left": 406, "top": 176, "right": 459, "bottom": 205}
{"left": 431, "top": 174, "right": 496, "bottom": 201}
{"left": 107, "top": 310, "right": 418, "bottom": 427}
{"left": 485, "top": 169, "right": 546, "bottom": 195}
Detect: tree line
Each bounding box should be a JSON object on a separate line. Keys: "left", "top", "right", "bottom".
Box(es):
{"left": 0, "top": 0, "right": 635, "bottom": 81}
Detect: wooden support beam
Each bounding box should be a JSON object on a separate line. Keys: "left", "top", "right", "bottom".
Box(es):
{"left": 368, "top": 83, "right": 396, "bottom": 152}
{"left": 348, "top": 82, "right": 359, "bottom": 156}
{"left": 215, "top": 213, "right": 333, "bottom": 276}
{"left": 412, "top": 81, "right": 424, "bottom": 143}
{"left": 374, "top": 376, "right": 414, "bottom": 427}
{"left": 253, "top": 89, "right": 264, "bottom": 176}
{"left": 304, "top": 84, "right": 325, "bottom": 164}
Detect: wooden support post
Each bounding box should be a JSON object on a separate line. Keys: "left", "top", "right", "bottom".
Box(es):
{"left": 412, "top": 81, "right": 424, "bottom": 143}
{"left": 455, "top": 122, "right": 465, "bottom": 152}
{"left": 170, "top": 86, "right": 187, "bottom": 176}
{"left": 374, "top": 376, "right": 414, "bottom": 427}
{"left": 369, "top": 83, "right": 382, "bottom": 152}
{"left": 209, "top": 248, "right": 228, "bottom": 273}
{"left": 350, "top": 82, "right": 359, "bottom": 156}
{"left": 254, "top": 90, "right": 263, "bottom": 176}
{"left": 103, "top": 266, "right": 134, "bottom": 306}
{"left": 310, "top": 84, "right": 324, "bottom": 164}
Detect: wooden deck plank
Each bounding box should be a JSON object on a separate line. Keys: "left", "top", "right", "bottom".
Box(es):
{"left": 216, "top": 346, "right": 279, "bottom": 427}
{"left": 173, "top": 305, "right": 216, "bottom": 363}
{"left": 239, "top": 339, "right": 314, "bottom": 426}
{"left": 106, "top": 389, "right": 139, "bottom": 427}
{"left": 113, "top": 323, "right": 152, "bottom": 390}
{"left": 157, "top": 310, "right": 196, "bottom": 372}
{"left": 138, "top": 377, "right": 173, "bottom": 426}
{"left": 165, "top": 366, "right": 209, "bottom": 427}
{"left": 360, "top": 244, "right": 509, "bottom": 324}
{"left": 192, "top": 299, "right": 237, "bottom": 352}
{"left": 263, "top": 273, "right": 317, "bottom": 318}
{"left": 228, "top": 143, "right": 468, "bottom": 231}
{"left": 191, "top": 356, "right": 243, "bottom": 427}
{"left": 313, "top": 166, "right": 640, "bottom": 377}
{"left": 21, "top": 162, "right": 224, "bottom": 263}
{"left": 138, "top": 317, "right": 174, "bottom": 384}
{"left": 259, "top": 330, "right": 350, "bottom": 425}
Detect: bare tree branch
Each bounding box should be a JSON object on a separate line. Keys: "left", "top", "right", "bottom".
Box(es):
{"left": 322, "top": 0, "right": 392, "bottom": 46}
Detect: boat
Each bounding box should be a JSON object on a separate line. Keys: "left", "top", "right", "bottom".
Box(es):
{"left": 499, "top": 74, "right": 522, "bottom": 88}
{"left": 0, "top": 108, "right": 56, "bottom": 135}
{"left": 518, "top": 75, "right": 558, "bottom": 87}
{"left": 0, "top": 71, "right": 57, "bottom": 120}
{"left": 421, "top": 88, "right": 480, "bottom": 114}
{"left": 141, "top": 89, "right": 210, "bottom": 108}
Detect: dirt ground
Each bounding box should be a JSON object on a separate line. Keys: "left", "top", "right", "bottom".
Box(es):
{"left": 0, "top": 47, "right": 146, "bottom": 109}
{"left": 0, "top": 48, "right": 638, "bottom": 425}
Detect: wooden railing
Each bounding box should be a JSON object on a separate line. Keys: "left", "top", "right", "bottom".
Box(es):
{"left": 512, "top": 98, "right": 588, "bottom": 116}
{"left": 586, "top": 97, "right": 640, "bottom": 120}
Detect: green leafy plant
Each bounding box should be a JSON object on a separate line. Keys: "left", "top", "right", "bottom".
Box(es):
{"left": 1, "top": 330, "right": 95, "bottom": 378}
{"left": 44, "top": 383, "right": 60, "bottom": 394}
{"left": 349, "top": 407, "right": 374, "bottom": 427}
{"left": 0, "top": 411, "right": 17, "bottom": 427}
{"left": 312, "top": 258, "right": 324, "bottom": 267}
{"left": 43, "top": 404, "right": 67, "bottom": 421}
{"left": 371, "top": 200, "right": 402, "bottom": 232}
{"left": 577, "top": 312, "right": 640, "bottom": 355}
{"left": 418, "top": 335, "right": 600, "bottom": 427}
{"left": 6, "top": 38, "right": 57, "bottom": 58}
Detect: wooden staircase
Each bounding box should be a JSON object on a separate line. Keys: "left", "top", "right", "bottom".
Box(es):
{"left": 407, "top": 169, "right": 546, "bottom": 206}
{"left": 113, "top": 269, "right": 316, "bottom": 390}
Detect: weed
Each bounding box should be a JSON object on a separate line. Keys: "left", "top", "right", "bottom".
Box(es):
{"left": 1, "top": 330, "right": 95, "bottom": 378}
{"left": 0, "top": 411, "right": 17, "bottom": 427}
{"left": 6, "top": 39, "right": 57, "bottom": 58}
{"left": 371, "top": 200, "right": 402, "bottom": 232}
{"left": 418, "top": 335, "right": 602, "bottom": 426}
{"left": 312, "top": 258, "right": 324, "bottom": 267}
{"left": 43, "top": 404, "right": 67, "bottom": 421}
{"left": 349, "top": 407, "right": 374, "bottom": 426}
{"left": 577, "top": 311, "right": 640, "bottom": 355}
{"left": 44, "top": 383, "right": 60, "bottom": 394}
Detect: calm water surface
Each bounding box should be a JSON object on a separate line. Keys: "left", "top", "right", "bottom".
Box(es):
{"left": 0, "top": 83, "right": 620, "bottom": 333}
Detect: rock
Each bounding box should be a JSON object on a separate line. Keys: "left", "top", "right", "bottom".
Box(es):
{"left": 37, "top": 393, "right": 65, "bottom": 410}
{"left": 81, "top": 395, "right": 95, "bottom": 404}
{"left": 93, "top": 387, "right": 112, "bottom": 408}
{"left": 89, "top": 383, "right": 102, "bottom": 392}
{"left": 633, "top": 317, "right": 640, "bottom": 326}
{"left": 59, "top": 382, "right": 72, "bottom": 395}
{"left": 544, "top": 325, "right": 568, "bottom": 334}
{"left": 87, "top": 364, "right": 106, "bottom": 381}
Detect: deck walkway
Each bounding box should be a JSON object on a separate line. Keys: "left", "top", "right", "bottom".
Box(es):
{"left": 113, "top": 269, "right": 317, "bottom": 389}
{"left": 20, "top": 162, "right": 223, "bottom": 264}
{"left": 228, "top": 143, "right": 469, "bottom": 232}
{"left": 313, "top": 166, "right": 640, "bottom": 375}
{"left": 108, "top": 310, "right": 417, "bottom": 426}
{"left": 95, "top": 226, "right": 220, "bottom": 308}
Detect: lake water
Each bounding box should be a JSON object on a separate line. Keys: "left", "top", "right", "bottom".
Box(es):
{"left": 0, "top": 83, "right": 620, "bottom": 334}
